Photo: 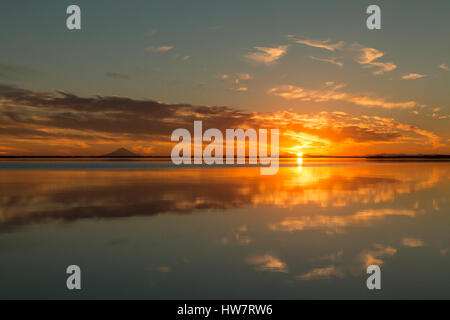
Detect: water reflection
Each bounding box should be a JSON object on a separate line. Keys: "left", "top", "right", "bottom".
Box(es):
{"left": 0, "top": 162, "right": 447, "bottom": 232}
{"left": 0, "top": 161, "right": 449, "bottom": 299}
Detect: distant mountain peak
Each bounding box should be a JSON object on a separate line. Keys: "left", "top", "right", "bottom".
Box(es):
{"left": 102, "top": 148, "right": 140, "bottom": 157}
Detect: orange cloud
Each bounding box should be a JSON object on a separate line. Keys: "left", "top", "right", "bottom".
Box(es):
{"left": 360, "top": 244, "right": 397, "bottom": 267}
{"left": 296, "top": 265, "right": 343, "bottom": 280}
{"left": 0, "top": 84, "right": 445, "bottom": 156}
{"left": 353, "top": 46, "right": 397, "bottom": 75}
{"left": 401, "top": 238, "right": 424, "bottom": 247}
{"left": 268, "top": 83, "right": 419, "bottom": 109}
{"left": 439, "top": 64, "right": 450, "bottom": 71}
{"left": 269, "top": 209, "right": 417, "bottom": 234}
{"left": 247, "top": 254, "right": 287, "bottom": 272}
{"left": 402, "top": 73, "right": 427, "bottom": 80}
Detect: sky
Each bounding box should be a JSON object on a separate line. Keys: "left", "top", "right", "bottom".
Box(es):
{"left": 0, "top": 0, "right": 449, "bottom": 156}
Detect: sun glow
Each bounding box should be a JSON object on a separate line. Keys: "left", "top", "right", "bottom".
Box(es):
{"left": 297, "top": 152, "right": 303, "bottom": 170}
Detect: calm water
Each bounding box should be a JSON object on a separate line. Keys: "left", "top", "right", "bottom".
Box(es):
{"left": 0, "top": 160, "right": 449, "bottom": 299}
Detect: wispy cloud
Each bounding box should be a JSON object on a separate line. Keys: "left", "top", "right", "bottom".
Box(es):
{"left": 237, "top": 73, "right": 252, "bottom": 80}
{"left": 247, "top": 254, "right": 287, "bottom": 272}
{"left": 218, "top": 73, "right": 252, "bottom": 92}
{"left": 401, "top": 238, "right": 424, "bottom": 247}
{"left": 268, "top": 82, "right": 419, "bottom": 109}
{"left": 360, "top": 244, "right": 397, "bottom": 267}
{"left": 353, "top": 46, "right": 397, "bottom": 75}
{"left": 292, "top": 37, "right": 344, "bottom": 52}
{"left": 296, "top": 265, "right": 343, "bottom": 280}
{"left": 218, "top": 74, "right": 230, "bottom": 81}
{"left": 402, "top": 73, "right": 427, "bottom": 80}
{"left": 309, "top": 250, "right": 344, "bottom": 263}
{"left": 232, "top": 87, "right": 248, "bottom": 92}
{"left": 245, "top": 45, "right": 288, "bottom": 64}
{"left": 269, "top": 209, "right": 417, "bottom": 234}
{"left": 153, "top": 265, "right": 172, "bottom": 273}
{"left": 440, "top": 63, "right": 450, "bottom": 71}
{"left": 289, "top": 37, "right": 396, "bottom": 75}
{"left": 431, "top": 107, "right": 449, "bottom": 120}
{"left": 221, "top": 225, "right": 252, "bottom": 246}
{"left": 309, "top": 56, "right": 343, "bottom": 67}
{"left": 146, "top": 45, "right": 174, "bottom": 53}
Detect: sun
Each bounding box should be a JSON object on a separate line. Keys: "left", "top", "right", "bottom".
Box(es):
{"left": 297, "top": 151, "right": 303, "bottom": 170}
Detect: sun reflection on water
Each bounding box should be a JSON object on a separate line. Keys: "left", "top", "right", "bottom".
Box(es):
{"left": 297, "top": 153, "right": 303, "bottom": 170}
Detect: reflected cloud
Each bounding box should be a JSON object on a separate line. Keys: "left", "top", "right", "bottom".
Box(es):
{"left": 308, "top": 249, "right": 343, "bottom": 263}
{"left": 360, "top": 244, "right": 397, "bottom": 267}
{"left": 247, "top": 254, "right": 287, "bottom": 273}
{"left": 269, "top": 209, "right": 418, "bottom": 234}
{"left": 153, "top": 265, "right": 172, "bottom": 273}
{"left": 0, "top": 163, "right": 448, "bottom": 232}
{"left": 221, "top": 225, "right": 252, "bottom": 246}
{"left": 296, "top": 265, "right": 343, "bottom": 280}
{"left": 402, "top": 238, "right": 424, "bottom": 248}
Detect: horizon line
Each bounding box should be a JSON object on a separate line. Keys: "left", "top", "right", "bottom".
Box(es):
{"left": 1, "top": 154, "right": 450, "bottom": 159}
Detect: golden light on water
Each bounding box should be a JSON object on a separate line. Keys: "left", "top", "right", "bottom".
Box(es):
{"left": 297, "top": 152, "right": 303, "bottom": 170}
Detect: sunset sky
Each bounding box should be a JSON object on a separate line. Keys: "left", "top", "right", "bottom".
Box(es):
{"left": 0, "top": 0, "right": 449, "bottom": 156}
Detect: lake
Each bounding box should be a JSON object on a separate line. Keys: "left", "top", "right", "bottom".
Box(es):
{"left": 0, "top": 159, "right": 449, "bottom": 299}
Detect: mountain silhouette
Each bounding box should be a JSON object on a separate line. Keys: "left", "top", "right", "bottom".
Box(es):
{"left": 102, "top": 148, "right": 140, "bottom": 157}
